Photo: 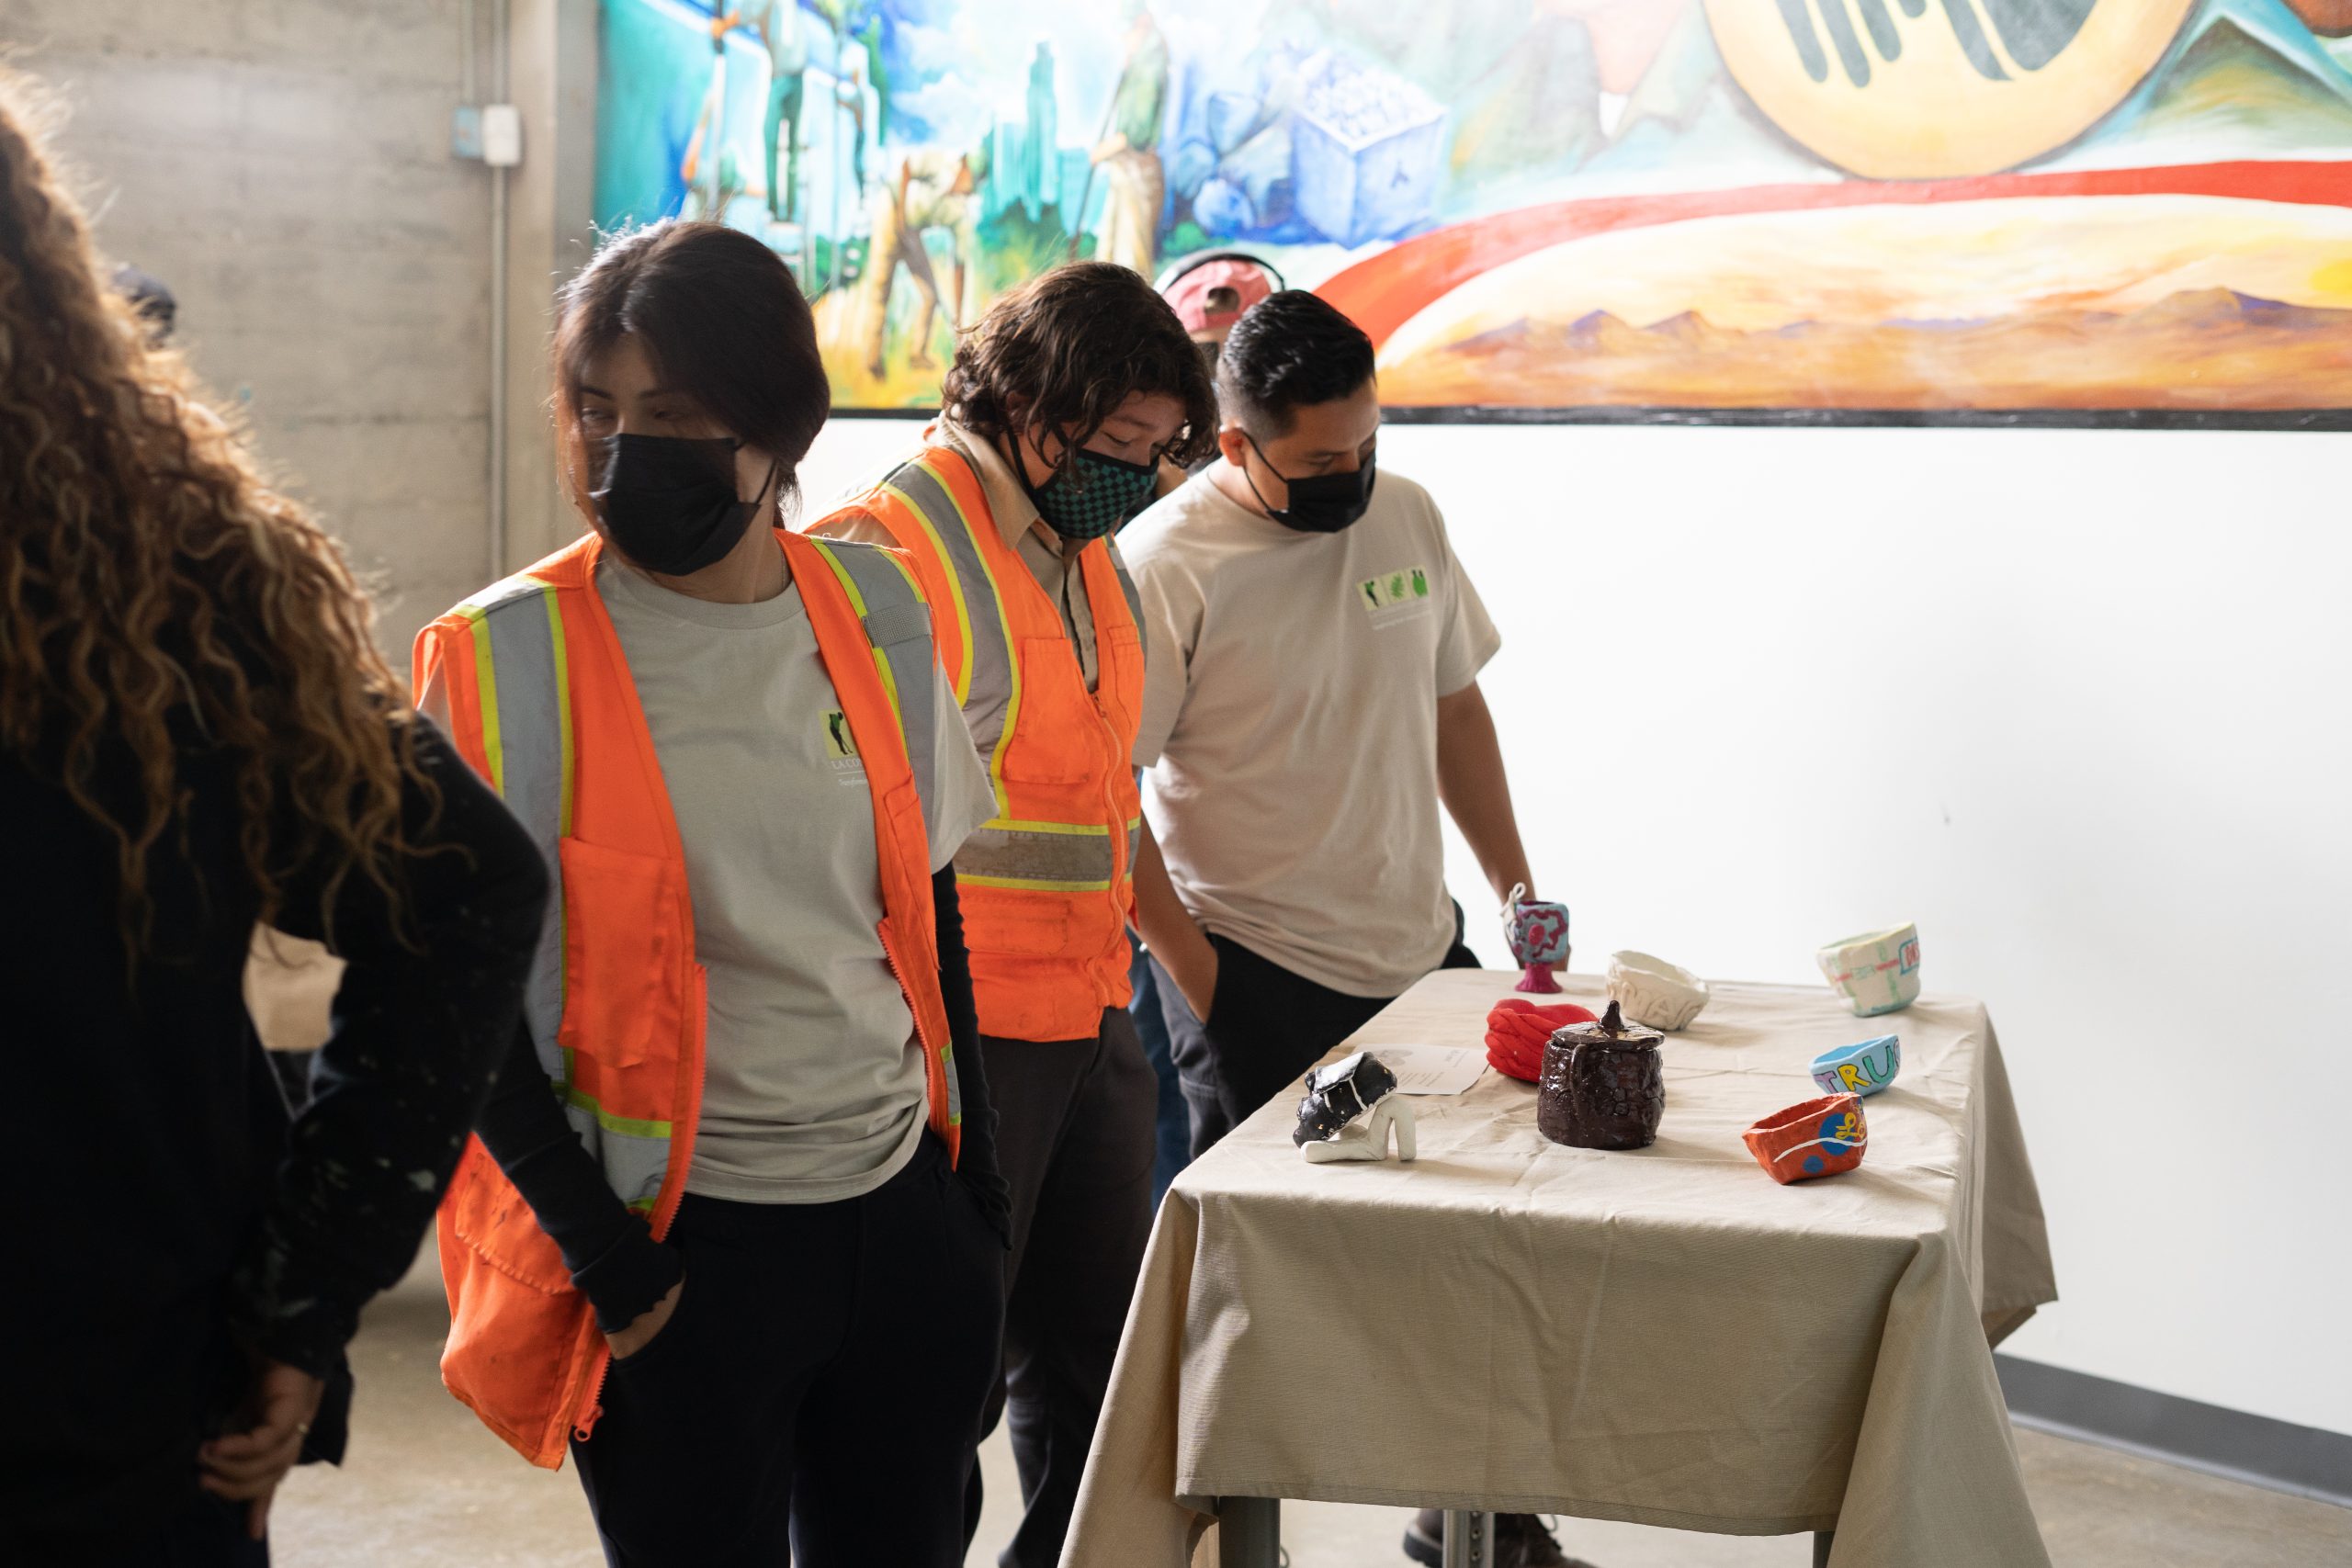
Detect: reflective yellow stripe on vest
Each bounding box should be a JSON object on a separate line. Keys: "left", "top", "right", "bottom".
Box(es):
{"left": 879, "top": 459, "right": 1020, "bottom": 810}
{"left": 800, "top": 536, "right": 961, "bottom": 1129}
{"left": 878, "top": 456, "right": 1133, "bottom": 898}
{"left": 802, "top": 536, "right": 942, "bottom": 814}
{"left": 455, "top": 572, "right": 669, "bottom": 1212}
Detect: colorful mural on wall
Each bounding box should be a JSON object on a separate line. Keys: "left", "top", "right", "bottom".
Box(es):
{"left": 594, "top": 0, "right": 2352, "bottom": 423}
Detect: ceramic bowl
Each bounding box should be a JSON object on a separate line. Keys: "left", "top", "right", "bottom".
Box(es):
{"left": 1606, "top": 951, "right": 1711, "bottom": 1031}
{"left": 1743, "top": 1093, "right": 1868, "bottom": 1184}
{"left": 1816, "top": 923, "right": 1921, "bottom": 1017}
{"left": 1811, "top": 1035, "right": 1901, "bottom": 1098}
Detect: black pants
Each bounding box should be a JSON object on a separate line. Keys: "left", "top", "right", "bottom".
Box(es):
{"left": 39, "top": 1493, "right": 271, "bottom": 1568}
{"left": 1155, "top": 922, "right": 1481, "bottom": 1158}
{"left": 967, "top": 1008, "right": 1158, "bottom": 1568}
{"left": 572, "top": 1135, "right": 1002, "bottom": 1568}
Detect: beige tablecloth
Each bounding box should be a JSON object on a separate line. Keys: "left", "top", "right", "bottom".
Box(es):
{"left": 1063, "top": 971, "right": 2056, "bottom": 1568}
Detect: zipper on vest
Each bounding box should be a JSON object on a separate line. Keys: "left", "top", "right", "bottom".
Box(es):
{"left": 574, "top": 1355, "right": 611, "bottom": 1443}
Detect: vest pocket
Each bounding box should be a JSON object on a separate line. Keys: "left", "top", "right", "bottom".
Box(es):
{"left": 998, "top": 636, "right": 1105, "bottom": 785}
{"left": 556, "top": 837, "right": 688, "bottom": 1084}
{"left": 1095, "top": 619, "right": 1144, "bottom": 737}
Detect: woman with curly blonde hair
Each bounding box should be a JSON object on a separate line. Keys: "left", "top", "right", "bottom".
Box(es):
{"left": 0, "top": 73, "right": 547, "bottom": 1564}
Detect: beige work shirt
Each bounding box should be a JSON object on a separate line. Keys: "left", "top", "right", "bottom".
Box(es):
{"left": 1123, "top": 464, "right": 1501, "bottom": 996}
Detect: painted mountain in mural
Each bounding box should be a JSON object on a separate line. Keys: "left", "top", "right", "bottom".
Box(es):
{"left": 1373, "top": 188, "right": 2352, "bottom": 412}
{"left": 1385, "top": 287, "right": 2352, "bottom": 412}
{"left": 2053, "top": 0, "right": 2352, "bottom": 163}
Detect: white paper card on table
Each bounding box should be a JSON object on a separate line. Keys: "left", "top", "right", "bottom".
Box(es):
{"left": 1372, "top": 1045, "right": 1487, "bottom": 1096}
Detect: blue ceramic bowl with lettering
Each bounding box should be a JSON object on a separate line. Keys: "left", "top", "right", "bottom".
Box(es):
{"left": 1811, "top": 1035, "right": 1901, "bottom": 1099}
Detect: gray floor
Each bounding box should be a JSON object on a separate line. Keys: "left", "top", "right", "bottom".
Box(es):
{"left": 270, "top": 1254, "right": 2351, "bottom": 1567}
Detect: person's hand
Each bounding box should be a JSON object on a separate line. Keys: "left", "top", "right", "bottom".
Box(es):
{"left": 198, "top": 1359, "right": 325, "bottom": 1541}
{"left": 1165, "top": 938, "right": 1218, "bottom": 1026}
{"left": 606, "top": 1279, "right": 684, "bottom": 1360}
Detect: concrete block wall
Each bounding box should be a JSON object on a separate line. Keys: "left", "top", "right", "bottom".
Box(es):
{"left": 6, "top": 0, "right": 494, "bottom": 656}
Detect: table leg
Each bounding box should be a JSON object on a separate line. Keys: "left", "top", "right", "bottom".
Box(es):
{"left": 1217, "top": 1496, "right": 1281, "bottom": 1568}
{"left": 1442, "top": 1509, "right": 1497, "bottom": 1568}
{"left": 1814, "top": 1529, "right": 1836, "bottom": 1567}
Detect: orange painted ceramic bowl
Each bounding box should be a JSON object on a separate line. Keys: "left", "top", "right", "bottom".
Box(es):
{"left": 1743, "top": 1093, "right": 1867, "bottom": 1184}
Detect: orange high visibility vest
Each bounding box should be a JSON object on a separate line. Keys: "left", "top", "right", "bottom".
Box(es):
{"left": 413, "top": 528, "right": 959, "bottom": 1470}
{"left": 820, "top": 445, "right": 1145, "bottom": 1043}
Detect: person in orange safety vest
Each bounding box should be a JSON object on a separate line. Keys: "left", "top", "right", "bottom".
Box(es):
{"left": 418, "top": 220, "right": 1011, "bottom": 1568}
{"left": 810, "top": 261, "right": 1217, "bottom": 1568}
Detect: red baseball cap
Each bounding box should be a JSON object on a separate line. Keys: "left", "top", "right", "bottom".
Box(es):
{"left": 1162, "top": 257, "right": 1279, "bottom": 336}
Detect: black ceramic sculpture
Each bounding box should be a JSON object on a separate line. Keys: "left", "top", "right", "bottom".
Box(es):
{"left": 1293, "top": 1051, "right": 1401, "bottom": 1145}
{"left": 1537, "top": 999, "right": 1666, "bottom": 1150}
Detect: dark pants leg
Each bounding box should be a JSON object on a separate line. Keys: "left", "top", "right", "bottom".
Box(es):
{"left": 572, "top": 1135, "right": 1001, "bottom": 1568}
{"left": 1156, "top": 918, "right": 1483, "bottom": 1159}
{"left": 1127, "top": 947, "right": 1193, "bottom": 1204}
{"left": 970, "top": 1009, "right": 1158, "bottom": 1568}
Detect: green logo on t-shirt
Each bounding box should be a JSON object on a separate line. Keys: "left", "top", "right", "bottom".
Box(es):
{"left": 1360, "top": 566, "right": 1434, "bottom": 613}
{"left": 824, "top": 711, "right": 858, "bottom": 761}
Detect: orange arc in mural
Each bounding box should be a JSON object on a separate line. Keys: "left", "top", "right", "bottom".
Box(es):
{"left": 1317, "top": 161, "right": 2352, "bottom": 355}
{"left": 1704, "top": 0, "right": 2197, "bottom": 179}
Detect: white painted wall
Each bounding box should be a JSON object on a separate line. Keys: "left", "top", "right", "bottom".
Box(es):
{"left": 803, "top": 415, "right": 2352, "bottom": 1438}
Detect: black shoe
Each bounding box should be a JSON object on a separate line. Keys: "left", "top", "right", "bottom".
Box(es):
{"left": 1496, "top": 1512, "right": 1583, "bottom": 1568}
{"left": 1399, "top": 1511, "right": 1593, "bottom": 1568}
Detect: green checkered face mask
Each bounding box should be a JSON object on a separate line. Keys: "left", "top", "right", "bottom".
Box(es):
{"left": 1026, "top": 446, "right": 1159, "bottom": 541}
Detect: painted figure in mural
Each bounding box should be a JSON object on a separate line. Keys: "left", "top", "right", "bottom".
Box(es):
{"left": 1088, "top": 6, "right": 1170, "bottom": 274}
{"left": 746, "top": 0, "right": 808, "bottom": 225}
{"left": 835, "top": 51, "right": 868, "bottom": 200}
{"left": 1024, "top": 42, "right": 1059, "bottom": 222}
{"left": 680, "top": 7, "right": 743, "bottom": 220}
{"left": 855, "top": 144, "right": 985, "bottom": 378}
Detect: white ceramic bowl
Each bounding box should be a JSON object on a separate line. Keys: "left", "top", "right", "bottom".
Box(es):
{"left": 1606, "top": 951, "right": 1711, "bottom": 1031}
{"left": 1816, "top": 923, "right": 1922, "bottom": 1017}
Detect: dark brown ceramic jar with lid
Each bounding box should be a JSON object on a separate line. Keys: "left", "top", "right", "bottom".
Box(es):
{"left": 1537, "top": 999, "right": 1666, "bottom": 1149}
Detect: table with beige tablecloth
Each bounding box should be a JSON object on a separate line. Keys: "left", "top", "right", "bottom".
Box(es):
{"left": 1063, "top": 970, "right": 2057, "bottom": 1568}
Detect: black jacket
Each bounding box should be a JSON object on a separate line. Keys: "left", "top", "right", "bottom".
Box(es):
{"left": 4, "top": 716, "right": 547, "bottom": 1551}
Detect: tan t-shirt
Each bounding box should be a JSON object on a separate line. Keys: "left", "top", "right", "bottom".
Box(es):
{"left": 596, "top": 548, "right": 994, "bottom": 1203}
{"left": 1125, "top": 464, "right": 1501, "bottom": 997}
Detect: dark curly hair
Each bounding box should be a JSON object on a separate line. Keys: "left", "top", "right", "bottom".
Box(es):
{"left": 942, "top": 261, "right": 1217, "bottom": 479}
{"left": 1217, "top": 290, "right": 1376, "bottom": 437}
{"left": 0, "top": 65, "right": 433, "bottom": 955}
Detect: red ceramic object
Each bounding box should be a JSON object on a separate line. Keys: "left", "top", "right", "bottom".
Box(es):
{"left": 1485, "top": 998, "right": 1598, "bottom": 1082}
{"left": 1743, "top": 1093, "right": 1868, "bottom": 1184}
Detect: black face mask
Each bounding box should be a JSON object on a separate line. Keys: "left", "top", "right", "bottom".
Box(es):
{"left": 1240, "top": 433, "right": 1377, "bottom": 534}
{"left": 591, "top": 434, "right": 773, "bottom": 576}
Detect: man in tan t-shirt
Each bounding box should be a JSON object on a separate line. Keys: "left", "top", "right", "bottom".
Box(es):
{"left": 1124, "top": 288, "right": 1577, "bottom": 1568}
{"left": 1125, "top": 291, "right": 1555, "bottom": 1144}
